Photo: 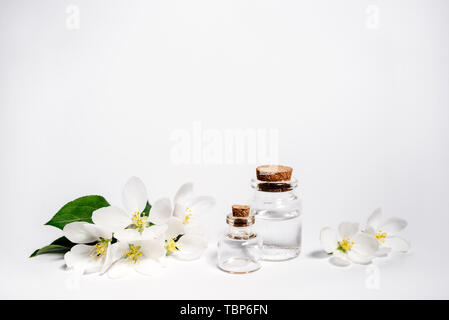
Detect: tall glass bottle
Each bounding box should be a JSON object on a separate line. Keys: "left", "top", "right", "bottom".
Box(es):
{"left": 251, "top": 165, "right": 302, "bottom": 261}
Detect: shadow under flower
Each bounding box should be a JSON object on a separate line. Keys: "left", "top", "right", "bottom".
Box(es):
{"left": 307, "top": 249, "right": 330, "bottom": 259}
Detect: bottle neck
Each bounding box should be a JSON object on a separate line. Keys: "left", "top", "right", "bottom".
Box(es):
{"left": 251, "top": 177, "right": 298, "bottom": 193}
{"left": 226, "top": 225, "right": 256, "bottom": 240}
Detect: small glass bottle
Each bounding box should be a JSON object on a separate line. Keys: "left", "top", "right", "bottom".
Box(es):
{"left": 251, "top": 165, "right": 302, "bottom": 261}
{"left": 217, "top": 205, "right": 262, "bottom": 274}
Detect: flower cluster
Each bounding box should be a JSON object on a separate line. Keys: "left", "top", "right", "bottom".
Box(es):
{"left": 320, "top": 208, "right": 410, "bottom": 266}
{"left": 63, "top": 177, "right": 215, "bottom": 278}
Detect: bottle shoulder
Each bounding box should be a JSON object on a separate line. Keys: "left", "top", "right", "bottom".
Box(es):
{"left": 254, "top": 209, "right": 301, "bottom": 220}
{"left": 218, "top": 232, "right": 260, "bottom": 243}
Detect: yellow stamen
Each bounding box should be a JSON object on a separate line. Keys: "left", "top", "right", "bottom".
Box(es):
{"left": 337, "top": 235, "right": 355, "bottom": 253}
{"left": 124, "top": 244, "right": 143, "bottom": 264}
{"left": 131, "top": 211, "right": 148, "bottom": 232}
{"left": 376, "top": 230, "right": 387, "bottom": 243}
{"left": 165, "top": 238, "right": 178, "bottom": 254}
{"left": 89, "top": 239, "right": 110, "bottom": 260}
{"left": 184, "top": 208, "right": 192, "bottom": 224}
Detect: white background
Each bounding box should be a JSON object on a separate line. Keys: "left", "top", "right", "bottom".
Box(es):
{"left": 1, "top": 0, "right": 448, "bottom": 299}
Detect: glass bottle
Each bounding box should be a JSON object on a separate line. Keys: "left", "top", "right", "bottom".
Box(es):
{"left": 251, "top": 165, "right": 302, "bottom": 261}
{"left": 217, "top": 205, "right": 262, "bottom": 274}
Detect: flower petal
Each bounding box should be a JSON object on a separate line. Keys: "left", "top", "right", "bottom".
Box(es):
{"left": 329, "top": 252, "right": 351, "bottom": 267}
{"left": 173, "top": 203, "right": 187, "bottom": 219}
{"left": 174, "top": 234, "right": 208, "bottom": 260}
{"left": 352, "top": 233, "right": 379, "bottom": 256}
{"left": 107, "top": 259, "right": 130, "bottom": 279}
{"left": 70, "top": 243, "right": 93, "bottom": 255}
{"left": 184, "top": 222, "right": 205, "bottom": 237}
{"left": 100, "top": 241, "right": 114, "bottom": 274}
{"left": 134, "top": 259, "right": 164, "bottom": 276}
{"left": 142, "top": 239, "right": 166, "bottom": 260}
{"left": 114, "top": 229, "right": 142, "bottom": 242}
{"left": 141, "top": 225, "right": 168, "bottom": 239}
{"left": 63, "top": 222, "right": 99, "bottom": 244}
{"left": 148, "top": 198, "right": 172, "bottom": 225}
{"left": 83, "top": 224, "right": 112, "bottom": 240}
{"left": 347, "top": 250, "right": 374, "bottom": 265}
{"left": 109, "top": 242, "right": 128, "bottom": 262}
{"left": 366, "top": 208, "right": 383, "bottom": 230}
{"left": 363, "top": 226, "right": 376, "bottom": 236}
{"left": 338, "top": 222, "right": 359, "bottom": 238}
{"left": 384, "top": 236, "right": 410, "bottom": 252}
{"left": 64, "top": 244, "right": 102, "bottom": 273}
{"left": 187, "top": 196, "right": 216, "bottom": 216}
{"left": 380, "top": 217, "right": 408, "bottom": 235}
{"left": 174, "top": 182, "right": 194, "bottom": 205}
{"left": 92, "top": 206, "right": 130, "bottom": 232}
{"left": 64, "top": 244, "right": 88, "bottom": 268}
{"left": 122, "top": 176, "right": 148, "bottom": 213}
{"left": 320, "top": 227, "right": 338, "bottom": 253}
{"left": 166, "top": 217, "right": 185, "bottom": 239}
{"left": 104, "top": 242, "right": 131, "bottom": 277}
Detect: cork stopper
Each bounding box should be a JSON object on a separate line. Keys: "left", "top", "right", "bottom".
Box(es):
{"left": 227, "top": 205, "right": 254, "bottom": 227}
{"left": 256, "top": 165, "right": 293, "bottom": 182}
{"left": 232, "top": 205, "right": 250, "bottom": 217}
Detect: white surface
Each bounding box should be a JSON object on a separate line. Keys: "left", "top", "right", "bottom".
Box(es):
{"left": 1, "top": 0, "right": 448, "bottom": 299}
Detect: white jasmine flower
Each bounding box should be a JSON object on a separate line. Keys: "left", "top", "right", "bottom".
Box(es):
{"left": 163, "top": 217, "right": 208, "bottom": 261}
{"left": 364, "top": 208, "right": 410, "bottom": 256}
{"left": 320, "top": 222, "right": 379, "bottom": 266}
{"left": 91, "top": 177, "right": 170, "bottom": 240}
{"left": 173, "top": 182, "right": 215, "bottom": 234}
{"left": 104, "top": 238, "right": 166, "bottom": 278}
{"left": 63, "top": 222, "right": 114, "bottom": 274}
{"left": 160, "top": 182, "right": 213, "bottom": 260}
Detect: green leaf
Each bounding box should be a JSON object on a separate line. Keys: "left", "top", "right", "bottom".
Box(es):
{"left": 49, "top": 236, "right": 74, "bottom": 247}
{"left": 142, "top": 201, "right": 154, "bottom": 226}
{"left": 142, "top": 201, "right": 152, "bottom": 216}
{"left": 29, "top": 236, "right": 75, "bottom": 258}
{"left": 29, "top": 245, "right": 68, "bottom": 258}
{"left": 45, "top": 195, "right": 110, "bottom": 230}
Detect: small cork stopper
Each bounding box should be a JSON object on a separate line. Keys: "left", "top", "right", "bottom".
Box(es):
{"left": 232, "top": 205, "right": 250, "bottom": 217}
{"left": 256, "top": 165, "right": 293, "bottom": 182}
